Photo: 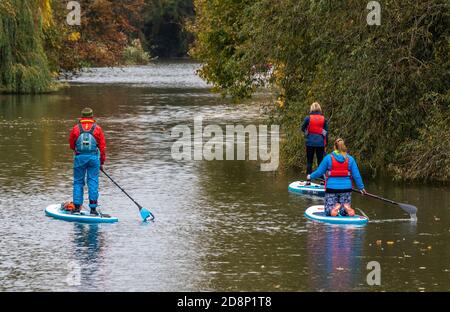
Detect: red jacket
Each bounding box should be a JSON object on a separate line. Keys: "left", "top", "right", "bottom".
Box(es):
{"left": 69, "top": 118, "right": 106, "bottom": 164}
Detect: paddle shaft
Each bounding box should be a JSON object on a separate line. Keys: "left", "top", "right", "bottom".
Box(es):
{"left": 353, "top": 189, "right": 399, "bottom": 206}
{"left": 101, "top": 168, "right": 143, "bottom": 210}
{"left": 314, "top": 177, "right": 415, "bottom": 213}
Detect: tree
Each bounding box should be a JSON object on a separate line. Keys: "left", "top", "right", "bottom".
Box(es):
{"left": 191, "top": 0, "right": 450, "bottom": 181}
{"left": 0, "top": 0, "right": 55, "bottom": 93}
{"left": 143, "top": 0, "right": 195, "bottom": 57}
{"left": 46, "top": 0, "right": 147, "bottom": 71}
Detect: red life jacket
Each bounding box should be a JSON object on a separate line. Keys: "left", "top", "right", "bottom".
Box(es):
{"left": 79, "top": 118, "right": 96, "bottom": 131}
{"left": 328, "top": 154, "right": 350, "bottom": 177}
{"left": 307, "top": 114, "right": 325, "bottom": 135}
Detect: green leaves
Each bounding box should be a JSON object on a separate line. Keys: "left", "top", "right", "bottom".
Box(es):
{"left": 192, "top": 0, "right": 450, "bottom": 181}
{"left": 0, "top": 0, "right": 55, "bottom": 93}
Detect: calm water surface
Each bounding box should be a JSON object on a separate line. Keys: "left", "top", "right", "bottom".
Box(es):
{"left": 0, "top": 61, "right": 448, "bottom": 291}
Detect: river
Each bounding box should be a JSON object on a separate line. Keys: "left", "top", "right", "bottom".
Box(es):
{"left": 0, "top": 61, "right": 448, "bottom": 291}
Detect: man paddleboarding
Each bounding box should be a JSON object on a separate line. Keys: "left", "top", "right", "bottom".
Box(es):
{"left": 69, "top": 108, "right": 106, "bottom": 215}
{"left": 307, "top": 138, "right": 366, "bottom": 217}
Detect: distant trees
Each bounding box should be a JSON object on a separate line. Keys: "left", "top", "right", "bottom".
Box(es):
{"left": 190, "top": 0, "right": 450, "bottom": 181}
{"left": 1, "top": 0, "right": 197, "bottom": 93}
{"left": 143, "top": 0, "right": 195, "bottom": 57}
{"left": 46, "top": 0, "right": 195, "bottom": 71}
{"left": 46, "top": 0, "right": 148, "bottom": 71}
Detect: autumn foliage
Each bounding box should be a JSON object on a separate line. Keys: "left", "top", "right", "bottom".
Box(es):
{"left": 47, "top": 0, "right": 147, "bottom": 71}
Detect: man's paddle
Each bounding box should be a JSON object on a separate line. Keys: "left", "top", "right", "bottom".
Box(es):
{"left": 314, "top": 178, "right": 417, "bottom": 219}
{"left": 101, "top": 168, "right": 155, "bottom": 222}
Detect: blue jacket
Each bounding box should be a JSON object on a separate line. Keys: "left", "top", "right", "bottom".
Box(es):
{"left": 310, "top": 151, "right": 365, "bottom": 191}
{"left": 301, "top": 112, "right": 328, "bottom": 147}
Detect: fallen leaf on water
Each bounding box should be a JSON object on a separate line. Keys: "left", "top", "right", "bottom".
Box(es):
{"left": 376, "top": 240, "right": 382, "bottom": 245}
{"left": 419, "top": 267, "right": 426, "bottom": 270}
{"left": 427, "top": 246, "right": 432, "bottom": 250}
{"left": 387, "top": 241, "right": 394, "bottom": 245}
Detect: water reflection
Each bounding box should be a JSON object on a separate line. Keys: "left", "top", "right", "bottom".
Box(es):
{"left": 307, "top": 223, "right": 365, "bottom": 291}
{"left": 72, "top": 224, "right": 104, "bottom": 290}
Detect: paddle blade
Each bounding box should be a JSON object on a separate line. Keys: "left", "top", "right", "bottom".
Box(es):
{"left": 139, "top": 208, "right": 155, "bottom": 222}
{"left": 399, "top": 203, "right": 418, "bottom": 215}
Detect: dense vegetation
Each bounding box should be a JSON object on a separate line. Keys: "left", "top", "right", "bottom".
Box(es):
{"left": 0, "top": 0, "right": 55, "bottom": 93}
{"left": 1, "top": 0, "right": 195, "bottom": 91}
{"left": 46, "top": 0, "right": 149, "bottom": 72}
{"left": 46, "top": 0, "right": 194, "bottom": 70}
{"left": 143, "top": 0, "right": 194, "bottom": 57}
{"left": 190, "top": 0, "right": 450, "bottom": 181}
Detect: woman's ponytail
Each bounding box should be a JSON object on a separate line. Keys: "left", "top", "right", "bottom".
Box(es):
{"left": 334, "top": 138, "right": 348, "bottom": 157}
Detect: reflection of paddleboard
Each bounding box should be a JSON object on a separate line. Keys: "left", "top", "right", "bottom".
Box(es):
{"left": 305, "top": 205, "right": 368, "bottom": 225}
{"left": 45, "top": 204, "right": 118, "bottom": 224}
{"left": 288, "top": 181, "right": 325, "bottom": 197}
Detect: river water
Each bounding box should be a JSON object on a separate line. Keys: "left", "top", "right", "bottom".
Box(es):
{"left": 0, "top": 61, "right": 448, "bottom": 291}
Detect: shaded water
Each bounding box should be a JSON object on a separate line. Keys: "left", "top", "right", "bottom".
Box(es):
{"left": 0, "top": 61, "right": 449, "bottom": 291}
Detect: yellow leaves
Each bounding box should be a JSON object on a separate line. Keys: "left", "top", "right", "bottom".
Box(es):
{"left": 276, "top": 95, "right": 285, "bottom": 108}
{"left": 270, "top": 61, "right": 286, "bottom": 89}
{"left": 68, "top": 32, "right": 81, "bottom": 42}
{"left": 0, "top": 0, "right": 16, "bottom": 17}
{"left": 39, "top": 0, "right": 53, "bottom": 28}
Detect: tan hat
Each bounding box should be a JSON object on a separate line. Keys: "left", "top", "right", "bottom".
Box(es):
{"left": 81, "top": 107, "right": 94, "bottom": 118}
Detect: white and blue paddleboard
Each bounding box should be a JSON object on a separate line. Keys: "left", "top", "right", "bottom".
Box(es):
{"left": 304, "top": 205, "right": 369, "bottom": 225}
{"left": 288, "top": 181, "right": 325, "bottom": 197}
{"left": 45, "top": 204, "right": 118, "bottom": 224}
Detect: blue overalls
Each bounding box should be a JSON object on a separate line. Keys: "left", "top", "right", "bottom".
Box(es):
{"left": 73, "top": 123, "right": 100, "bottom": 209}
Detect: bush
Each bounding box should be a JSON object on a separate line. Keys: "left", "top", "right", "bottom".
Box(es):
{"left": 390, "top": 93, "right": 450, "bottom": 182}
{"left": 122, "top": 39, "right": 152, "bottom": 65}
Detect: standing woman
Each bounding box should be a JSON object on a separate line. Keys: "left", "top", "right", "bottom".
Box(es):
{"left": 308, "top": 138, "right": 367, "bottom": 217}
{"left": 301, "top": 102, "right": 328, "bottom": 177}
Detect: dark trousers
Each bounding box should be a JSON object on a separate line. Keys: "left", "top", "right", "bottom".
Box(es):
{"left": 306, "top": 146, "right": 325, "bottom": 174}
